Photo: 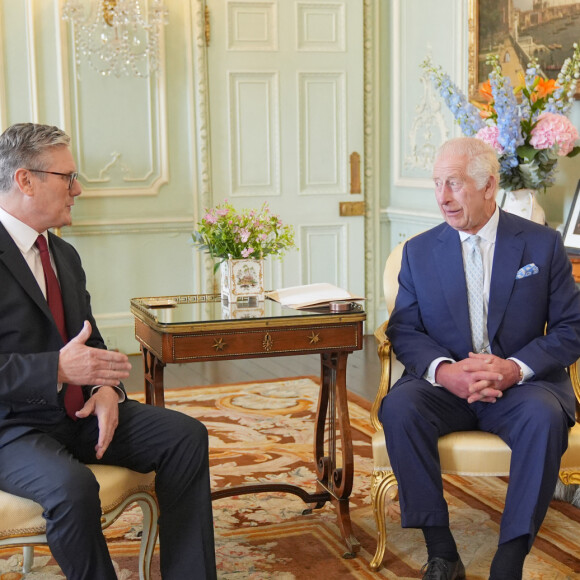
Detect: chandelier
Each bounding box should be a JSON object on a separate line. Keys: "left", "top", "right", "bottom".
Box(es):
{"left": 62, "top": 0, "right": 169, "bottom": 78}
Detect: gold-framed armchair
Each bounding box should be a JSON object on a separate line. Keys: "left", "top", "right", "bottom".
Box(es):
{"left": 369, "top": 240, "right": 580, "bottom": 571}
{"left": 0, "top": 465, "right": 158, "bottom": 579}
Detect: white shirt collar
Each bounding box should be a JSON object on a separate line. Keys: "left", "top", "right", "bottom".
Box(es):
{"left": 0, "top": 206, "right": 47, "bottom": 253}
{"left": 458, "top": 204, "right": 499, "bottom": 245}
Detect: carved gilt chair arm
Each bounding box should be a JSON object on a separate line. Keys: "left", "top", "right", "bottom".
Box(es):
{"left": 371, "top": 320, "right": 392, "bottom": 432}
{"left": 569, "top": 359, "right": 580, "bottom": 421}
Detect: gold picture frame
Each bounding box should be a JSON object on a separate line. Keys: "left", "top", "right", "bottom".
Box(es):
{"left": 468, "top": 0, "right": 580, "bottom": 101}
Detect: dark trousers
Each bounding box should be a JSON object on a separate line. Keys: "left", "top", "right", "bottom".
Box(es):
{"left": 379, "top": 379, "right": 569, "bottom": 548}
{"left": 0, "top": 399, "right": 216, "bottom": 580}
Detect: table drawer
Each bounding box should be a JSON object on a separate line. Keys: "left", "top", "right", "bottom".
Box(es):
{"left": 172, "top": 324, "right": 361, "bottom": 361}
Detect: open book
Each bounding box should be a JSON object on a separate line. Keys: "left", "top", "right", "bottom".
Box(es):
{"left": 266, "top": 283, "right": 364, "bottom": 309}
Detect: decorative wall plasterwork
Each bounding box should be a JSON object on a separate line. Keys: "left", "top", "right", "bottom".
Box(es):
{"left": 60, "top": 2, "right": 169, "bottom": 198}
{"left": 392, "top": 0, "right": 464, "bottom": 189}
{"left": 404, "top": 70, "right": 449, "bottom": 171}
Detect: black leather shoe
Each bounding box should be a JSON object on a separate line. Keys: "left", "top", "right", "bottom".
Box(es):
{"left": 421, "top": 557, "right": 466, "bottom": 580}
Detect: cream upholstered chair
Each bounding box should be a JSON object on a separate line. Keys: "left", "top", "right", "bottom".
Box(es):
{"left": 0, "top": 465, "right": 158, "bottom": 580}
{"left": 369, "top": 240, "right": 580, "bottom": 571}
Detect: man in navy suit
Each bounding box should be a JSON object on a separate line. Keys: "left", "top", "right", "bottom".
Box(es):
{"left": 380, "top": 137, "right": 580, "bottom": 580}
{"left": 0, "top": 123, "right": 216, "bottom": 579}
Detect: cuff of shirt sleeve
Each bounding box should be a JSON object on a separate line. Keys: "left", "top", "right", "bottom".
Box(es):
{"left": 425, "top": 357, "right": 455, "bottom": 386}
{"left": 90, "top": 385, "right": 126, "bottom": 402}
{"left": 507, "top": 357, "right": 533, "bottom": 384}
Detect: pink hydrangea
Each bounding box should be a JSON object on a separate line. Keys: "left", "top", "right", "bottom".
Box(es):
{"left": 241, "top": 247, "right": 254, "bottom": 257}
{"left": 203, "top": 212, "right": 217, "bottom": 224}
{"left": 475, "top": 125, "right": 504, "bottom": 154}
{"left": 530, "top": 112, "right": 579, "bottom": 156}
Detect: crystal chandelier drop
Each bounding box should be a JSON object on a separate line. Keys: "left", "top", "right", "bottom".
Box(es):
{"left": 62, "top": 0, "right": 169, "bottom": 78}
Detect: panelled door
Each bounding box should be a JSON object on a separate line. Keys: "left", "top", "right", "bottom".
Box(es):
{"left": 206, "top": 0, "right": 365, "bottom": 295}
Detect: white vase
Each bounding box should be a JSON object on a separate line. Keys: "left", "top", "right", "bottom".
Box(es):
{"left": 220, "top": 258, "right": 265, "bottom": 303}
{"left": 501, "top": 188, "right": 546, "bottom": 225}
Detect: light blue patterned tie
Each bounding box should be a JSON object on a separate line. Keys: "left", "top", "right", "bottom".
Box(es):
{"left": 465, "top": 235, "right": 485, "bottom": 353}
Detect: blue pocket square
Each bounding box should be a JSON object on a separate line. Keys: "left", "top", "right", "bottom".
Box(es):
{"left": 516, "top": 263, "right": 539, "bottom": 279}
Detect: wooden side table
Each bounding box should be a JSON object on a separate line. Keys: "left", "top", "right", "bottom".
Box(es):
{"left": 130, "top": 294, "right": 366, "bottom": 557}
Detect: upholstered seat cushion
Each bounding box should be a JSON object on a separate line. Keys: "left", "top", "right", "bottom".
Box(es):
{"left": 0, "top": 465, "right": 155, "bottom": 540}
{"left": 373, "top": 422, "right": 580, "bottom": 477}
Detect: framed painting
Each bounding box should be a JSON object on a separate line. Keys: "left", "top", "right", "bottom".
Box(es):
{"left": 468, "top": 0, "right": 580, "bottom": 101}
{"left": 562, "top": 180, "right": 580, "bottom": 254}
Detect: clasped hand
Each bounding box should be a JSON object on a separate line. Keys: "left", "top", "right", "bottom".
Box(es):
{"left": 435, "top": 352, "right": 520, "bottom": 403}
{"left": 58, "top": 320, "right": 132, "bottom": 458}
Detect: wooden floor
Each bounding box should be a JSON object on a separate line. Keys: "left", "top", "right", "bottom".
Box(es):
{"left": 124, "top": 334, "right": 381, "bottom": 404}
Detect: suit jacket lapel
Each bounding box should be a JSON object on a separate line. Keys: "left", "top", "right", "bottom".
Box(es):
{"left": 433, "top": 226, "right": 473, "bottom": 348}
{"left": 0, "top": 222, "right": 53, "bottom": 321}
{"left": 487, "top": 211, "right": 525, "bottom": 346}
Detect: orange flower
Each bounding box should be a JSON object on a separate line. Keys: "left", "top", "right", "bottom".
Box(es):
{"left": 532, "top": 77, "right": 559, "bottom": 101}
{"left": 472, "top": 99, "right": 495, "bottom": 119}
{"left": 479, "top": 79, "right": 494, "bottom": 102}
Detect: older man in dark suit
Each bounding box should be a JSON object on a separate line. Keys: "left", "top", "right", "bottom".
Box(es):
{"left": 380, "top": 137, "right": 580, "bottom": 580}
{"left": 0, "top": 123, "right": 216, "bottom": 579}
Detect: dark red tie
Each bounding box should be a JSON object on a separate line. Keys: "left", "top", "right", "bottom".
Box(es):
{"left": 36, "top": 235, "right": 84, "bottom": 419}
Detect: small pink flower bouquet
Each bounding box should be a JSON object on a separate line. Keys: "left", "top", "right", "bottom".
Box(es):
{"left": 193, "top": 201, "right": 296, "bottom": 272}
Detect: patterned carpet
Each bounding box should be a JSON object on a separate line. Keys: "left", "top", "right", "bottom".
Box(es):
{"left": 1, "top": 377, "right": 579, "bottom": 579}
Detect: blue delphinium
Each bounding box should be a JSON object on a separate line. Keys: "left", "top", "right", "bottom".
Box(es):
{"left": 421, "top": 57, "right": 485, "bottom": 136}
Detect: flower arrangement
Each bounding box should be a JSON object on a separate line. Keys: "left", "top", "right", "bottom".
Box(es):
{"left": 193, "top": 201, "right": 296, "bottom": 271}
{"left": 422, "top": 43, "right": 580, "bottom": 192}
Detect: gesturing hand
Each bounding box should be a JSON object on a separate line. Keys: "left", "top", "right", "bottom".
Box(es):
{"left": 58, "top": 320, "right": 132, "bottom": 387}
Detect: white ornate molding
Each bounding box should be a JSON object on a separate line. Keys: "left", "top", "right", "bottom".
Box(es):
{"left": 296, "top": 1, "right": 346, "bottom": 52}
{"left": 228, "top": 71, "right": 281, "bottom": 196}
{"left": 191, "top": 0, "right": 215, "bottom": 295}
{"left": 363, "top": 0, "right": 379, "bottom": 329}
{"left": 25, "top": 0, "right": 39, "bottom": 122}
{"left": 298, "top": 71, "right": 347, "bottom": 195}
{"left": 62, "top": 217, "right": 194, "bottom": 237}
{"left": 299, "top": 223, "right": 348, "bottom": 288}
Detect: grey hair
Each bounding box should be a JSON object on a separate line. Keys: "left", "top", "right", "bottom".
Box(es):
{"left": 0, "top": 123, "right": 70, "bottom": 192}
{"left": 436, "top": 137, "right": 500, "bottom": 191}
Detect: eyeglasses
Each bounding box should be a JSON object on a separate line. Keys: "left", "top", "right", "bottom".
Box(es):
{"left": 26, "top": 169, "right": 79, "bottom": 190}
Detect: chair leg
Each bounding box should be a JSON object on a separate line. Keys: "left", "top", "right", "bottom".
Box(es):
{"left": 369, "top": 469, "right": 399, "bottom": 572}
{"left": 134, "top": 494, "right": 159, "bottom": 580}
{"left": 22, "top": 545, "right": 34, "bottom": 573}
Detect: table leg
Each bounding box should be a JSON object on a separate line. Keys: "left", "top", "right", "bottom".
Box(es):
{"left": 314, "top": 351, "right": 360, "bottom": 557}
{"left": 141, "top": 345, "right": 166, "bottom": 407}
